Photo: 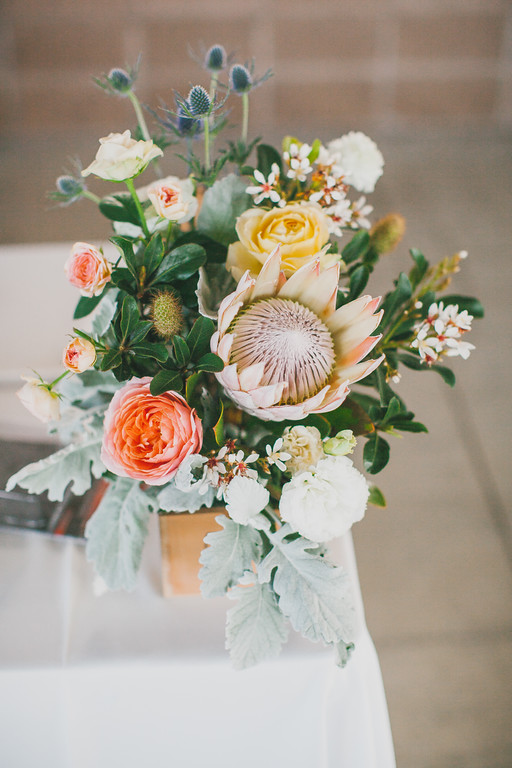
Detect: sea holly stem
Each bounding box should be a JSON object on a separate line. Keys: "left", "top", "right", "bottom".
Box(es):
{"left": 242, "top": 92, "right": 249, "bottom": 146}
{"left": 203, "top": 117, "right": 211, "bottom": 171}
{"left": 127, "top": 90, "right": 163, "bottom": 178}
{"left": 125, "top": 177, "right": 150, "bottom": 240}
{"left": 81, "top": 189, "right": 101, "bottom": 205}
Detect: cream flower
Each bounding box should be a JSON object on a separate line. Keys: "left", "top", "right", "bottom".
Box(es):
{"left": 327, "top": 132, "right": 384, "bottom": 194}
{"left": 282, "top": 425, "right": 324, "bottom": 474}
{"left": 82, "top": 130, "right": 163, "bottom": 182}
{"left": 17, "top": 377, "right": 60, "bottom": 423}
{"left": 147, "top": 176, "right": 198, "bottom": 223}
{"left": 279, "top": 455, "right": 369, "bottom": 542}
{"left": 211, "top": 247, "right": 384, "bottom": 422}
{"left": 224, "top": 475, "right": 270, "bottom": 526}
{"left": 226, "top": 202, "right": 330, "bottom": 280}
{"left": 63, "top": 337, "right": 96, "bottom": 373}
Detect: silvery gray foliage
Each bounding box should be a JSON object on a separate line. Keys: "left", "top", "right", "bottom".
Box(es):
{"left": 59, "top": 369, "right": 121, "bottom": 408}
{"left": 199, "top": 515, "right": 262, "bottom": 598}
{"left": 196, "top": 174, "right": 252, "bottom": 246}
{"left": 91, "top": 288, "right": 119, "bottom": 336}
{"left": 85, "top": 478, "right": 156, "bottom": 591}
{"left": 157, "top": 481, "right": 215, "bottom": 514}
{"left": 258, "top": 525, "right": 356, "bottom": 646}
{"left": 6, "top": 438, "right": 104, "bottom": 502}
{"left": 334, "top": 640, "right": 355, "bottom": 669}
{"left": 226, "top": 578, "right": 289, "bottom": 670}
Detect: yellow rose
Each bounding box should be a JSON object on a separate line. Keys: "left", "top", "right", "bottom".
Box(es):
{"left": 226, "top": 202, "right": 331, "bottom": 279}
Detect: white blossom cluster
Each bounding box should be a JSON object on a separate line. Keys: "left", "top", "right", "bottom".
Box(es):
{"left": 411, "top": 301, "right": 475, "bottom": 364}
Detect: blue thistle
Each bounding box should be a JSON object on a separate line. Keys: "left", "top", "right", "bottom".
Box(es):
{"left": 187, "top": 85, "right": 212, "bottom": 117}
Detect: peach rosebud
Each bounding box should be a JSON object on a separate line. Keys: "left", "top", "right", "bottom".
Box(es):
{"left": 101, "top": 378, "right": 203, "bottom": 486}
{"left": 65, "top": 242, "right": 112, "bottom": 297}
{"left": 63, "top": 338, "right": 96, "bottom": 373}
{"left": 147, "top": 176, "right": 198, "bottom": 223}
{"left": 17, "top": 376, "right": 60, "bottom": 423}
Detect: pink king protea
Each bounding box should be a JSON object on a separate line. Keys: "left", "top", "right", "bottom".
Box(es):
{"left": 211, "top": 247, "right": 384, "bottom": 421}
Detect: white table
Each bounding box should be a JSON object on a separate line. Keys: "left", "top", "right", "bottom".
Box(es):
{"left": 0, "top": 516, "right": 396, "bottom": 768}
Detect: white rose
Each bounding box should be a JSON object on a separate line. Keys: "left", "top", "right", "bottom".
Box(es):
{"left": 17, "top": 377, "right": 60, "bottom": 423}
{"left": 147, "top": 176, "right": 198, "bottom": 223}
{"left": 82, "top": 130, "right": 163, "bottom": 182}
{"left": 279, "top": 455, "right": 369, "bottom": 542}
{"left": 281, "top": 425, "right": 324, "bottom": 475}
{"left": 225, "top": 475, "right": 270, "bottom": 526}
{"left": 327, "top": 132, "right": 384, "bottom": 194}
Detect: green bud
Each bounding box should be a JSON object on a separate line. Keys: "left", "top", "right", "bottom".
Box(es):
{"left": 369, "top": 213, "right": 406, "bottom": 255}
{"left": 150, "top": 290, "right": 183, "bottom": 341}
{"left": 323, "top": 429, "right": 357, "bottom": 457}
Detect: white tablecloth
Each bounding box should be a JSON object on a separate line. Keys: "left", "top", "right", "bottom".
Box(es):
{"left": 0, "top": 516, "right": 395, "bottom": 768}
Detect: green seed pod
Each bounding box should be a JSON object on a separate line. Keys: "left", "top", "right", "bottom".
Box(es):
{"left": 150, "top": 290, "right": 183, "bottom": 341}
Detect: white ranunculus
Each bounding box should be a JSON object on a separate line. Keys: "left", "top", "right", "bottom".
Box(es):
{"left": 17, "top": 377, "right": 60, "bottom": 423}
{"left": 279, "top": 455, "right": 369, "bottom": 542}
{"left": 82, "top": 130, "right": 163, "bottom": 182}
{"left": 147, "top": 176, "right": 198, "bottom": 223}
{"left": 281, "top": 425, "right": 324, "bottom": 475}
{"left": 327, "top": 132, "right": 384, "bottom": 194}
{"left": 224, "top": 475, "right": 270, "bottom": 526}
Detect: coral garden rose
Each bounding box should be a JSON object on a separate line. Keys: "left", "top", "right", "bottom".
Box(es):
{"left": 101, "top": 378, "right": 202, "bottom": 486}
{"left": 17, "top": 376, "right": 60, "bottom": 423}
{"left": 147, "top": 176, "right": 198, "bottom": 223}
{"left": 63, "top": 337, "right": 96, "bottom": 373}
{"left": 81, "top": 130, "right": 163, "bottom": 182}
{"left": 226, "top": 202, "right": 331, "bottom": 280}
{"left": 65, "top": 242, "right": 112, "bottom": 297}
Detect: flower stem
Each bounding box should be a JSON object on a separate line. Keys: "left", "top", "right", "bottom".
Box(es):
{"left": 128, "top": 90, "right": 162, "bottom": 178}
{"left": 48, "top": 370, "right": 70, "bottom": 390}
{"left": 242, "top": 92, "right": 249, "bottom": 146}
{"left": 125, "top": 177, "right": 150, "bottom": 240}
{"left": 81, "top": 189, "right": 101, "bottom": 205}
{"left": 203, "top": 117, "right": 211, "bottom": 171}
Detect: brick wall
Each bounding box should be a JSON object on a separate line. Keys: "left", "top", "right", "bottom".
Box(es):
{"left": 1, "top": 0, "right": 511, "bottom": 242}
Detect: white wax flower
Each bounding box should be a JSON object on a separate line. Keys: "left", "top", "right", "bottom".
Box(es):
{"left": 279, "top": 455, "right": 369, "bottom": 542}
{"left": 224, "top": 475, "right": 270, "bottom": 525}
{"left": 147, "top": 176, "right": 198, "bottom": 223}
{"left": 327, "top": 132, "right": 384, "bottom": 194}
{"left": 17, "top": 377, "right": 60, "bottom": 423}
{"left": 82, "top": 130, "right": 163, "bottom": 182}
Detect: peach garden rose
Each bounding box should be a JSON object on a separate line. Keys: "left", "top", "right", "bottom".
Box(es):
{"left": 65, "top": 242, "right": 112, "bottom": 297}
{"left": 101, "top": 378, "right": 203, "bottom": 486}
{"left": 63, "top": 337, "right": 96, "bottom": 373}
{"left": 147, "top": 176, "right": 198, "bottom": 223}
{"left": 226, "top": 201, "right": 331, "bottom": 280}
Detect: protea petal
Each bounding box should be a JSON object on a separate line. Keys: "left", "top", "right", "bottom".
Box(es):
{"left": 298, "top": 263, "right": 340, "bottom": 317}
{"left": 277, "top": 258, "right": 320, "bottom": 301}
{"left": 250, "top": 246, "right": 283, "bottom": 301}
{"left": 238, "top": 361, "right": 265, "bottom": 391}
{"left": 325, "top": 295, "right": 382, "bottom": 334}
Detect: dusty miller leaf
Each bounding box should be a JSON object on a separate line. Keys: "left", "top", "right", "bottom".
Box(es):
{"left": 258, "top": 525, "right": 356, "bottom": 645}
{"left": 85, "top": 478, "right": 156, "bottom": 591}
{"left": 226, "top": 579, "right": 289, "bottom": 670}
{"left": 158, "top": 481, "right": 215, "bottom": 514}
{"left": 199, "top": 515, "right": 262, "bottom": 598}
{"left": 91, "top": 288, "right": 119, "bottom": 336}
{"left": 6, "top": 438, "right": 104, "bottom": 502}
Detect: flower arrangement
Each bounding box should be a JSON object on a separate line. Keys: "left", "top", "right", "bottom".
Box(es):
{"left": 7, "top": 46, "right": 483, "bottom": 669}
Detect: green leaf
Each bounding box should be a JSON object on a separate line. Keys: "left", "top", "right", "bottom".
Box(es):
{"left": 120, "top": 295, "right": 140, "bottom": 340}
{"left": 392, "top": 420, "right": 428, "bottom": 433}
{"left": 144, "top": 232, "right": 165, "bottom": 277}
{"left": 256, "top": 143, "right": 283, "bottom": 176}
{"left": 153, "top": 243, "right": 206, "bottom": 283}
{"left": 199, "top": 516, "right": 262, "bottom": 598}
{"left": 258, "top": 526, "right": 355, "bottom": 645}
{"left": 110, "top": 267, "right": 136, "bottom": 293}
{"left": 6, "top": 438, "right": 104, "bottom": 502}
{"left": 197, "top": 174, "right": 252, "bottom": 246}
{"left": 187, "top": 316, "right": 215, "bottom": 361}
{"left": 196, "top": 352, "right": 224, "bottom": 373}
{"left": 348, "top": 265, "right": 370, "bottom": 301}
{"left": 111, "top": 236, "right": 139, "bottom": 280}
{"left": 381, "top": 396, "right": 402, "bottom": 424}
{"left": 226, "top": 580, "right": 288, "bottom": 670}
{"left": 99, "top": 193, "right": 142, "bottom": 225}
{"left": 368, "top": 485, "right": 387, "bottom": 507}
{"left": 73, "top": 293, "right": 103, "bottom": 320}
{"left": 398, "top": 352, "right": 456, "bottom": 386}
{"left": 130, "top": 342, "right": 168, "bottom": 362}
{"left": 408, "top": 248, "right": 429, "bottom": 289}
{"left": 341, "top": 230, "right": 370, "bottom": 264}
{"left": 128, "top": 320, "right": 153, "bottom": 345}
{"left": 431, "top": 364, "right": 456, "bottom": 387}
{"left": 185, "top": 372, "right": 201, "bottom": 402}
{"left": 439, "top": 294, "right": 484, "bottom": 319}
{"left": 213, "top": 401, "right": 224, "bottom": 445}
{"left": 99, "top": 348, "right": 122, "bottom": 371}
{"left": 363, "top": 433, "right": 390, "bottom": 474}
{"left": 381, "top": 272, "right": 413, "bottom": 327}
{"left": 149, "top": 369, "right": 183, "bottom": 395}
{"left": 85, "top": 478, "right": 155, "bottom": 591}
{"left": 172, "top": 335, "right": 190, "bottom": 367}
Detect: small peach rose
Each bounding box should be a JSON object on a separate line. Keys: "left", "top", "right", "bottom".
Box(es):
{"left": 81, "top": 130, "right": 163, "bottom": 182}
{"left": 101, "top": 378, "right": 203, "bottom": 486}
{"left": 147, "top": 176, "right": 198, "bottom": 223}
{"left": 63, "top": 338, "right": 96, "bottom": 373}
{"left": 226, "top": 202, "right": 331, "bottom": 280}
{"left": 17, "top": 376, "right": 60, "bottom": 423}
{"left": 65, "top": 242, "right": 112, "bottom": 297}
